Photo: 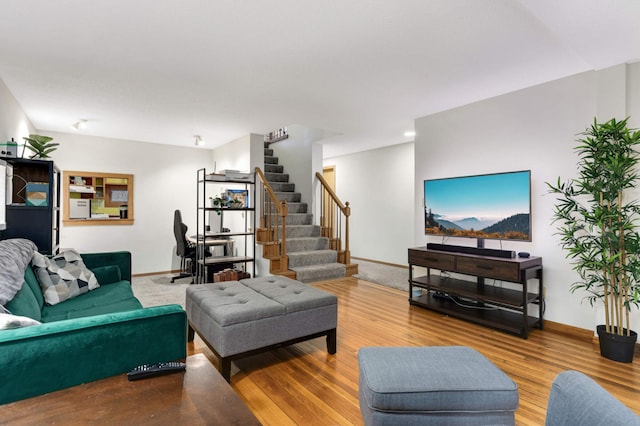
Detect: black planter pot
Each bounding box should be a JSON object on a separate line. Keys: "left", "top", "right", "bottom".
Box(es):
{"left": 597, "top": 325, "right": 637, "bottom": 363}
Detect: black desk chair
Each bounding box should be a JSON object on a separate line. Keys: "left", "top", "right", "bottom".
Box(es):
{"left": 171, "top": 210, "right": 196, "bottom": 283}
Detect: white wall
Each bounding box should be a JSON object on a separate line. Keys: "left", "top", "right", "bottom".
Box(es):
{"left": 51, "top": 131, "right": 213, "bottom": 274}
{"left": 324, "top": 142, "right": 414, "bottom": 265}
{"left": 414, "top": 64, "right": 639, "bottom": 332}
{"left": 0, "top": 78, "right": 34, "bottom": 153}
{"left": 271, "top": 125, "right": 335, "bottom": 217}
{"left": 326, "top": 62, "right": 640, "bottom": 332}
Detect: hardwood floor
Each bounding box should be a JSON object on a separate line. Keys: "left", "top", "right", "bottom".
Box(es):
{"left": 189, "top": 277, "right": 640, "bottom": 426}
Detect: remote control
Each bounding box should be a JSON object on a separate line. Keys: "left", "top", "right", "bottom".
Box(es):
{"left": 127, "top": 361, "right": 186, "bottom": 381}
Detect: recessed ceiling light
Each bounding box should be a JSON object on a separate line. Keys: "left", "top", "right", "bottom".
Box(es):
{"left": 404, "top": 130, "right": 416, "bottom": 138}
{"left": 194, "top": 135, "right": 204, "bottom": 146}
{"left": 71, "top": 119, "right": 87, "bottom": 130}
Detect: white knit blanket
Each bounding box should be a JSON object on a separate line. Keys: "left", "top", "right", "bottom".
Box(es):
{"left": 0, "top": 239, "right": 37, "bottom": 307}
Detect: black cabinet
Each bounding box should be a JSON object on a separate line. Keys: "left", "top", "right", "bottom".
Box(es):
{"left": 3, "top": 159, "right": 60, "bottom": 254}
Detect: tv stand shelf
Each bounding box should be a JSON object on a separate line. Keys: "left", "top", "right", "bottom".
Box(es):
{"left": 408, "top": 247, "right": 543, "bottom": 338}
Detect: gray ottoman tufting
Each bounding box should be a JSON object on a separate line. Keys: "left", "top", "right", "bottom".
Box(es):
{"left": 186, "top": 276, "right": 337, "bottom": 382}
{"left": 358, "top": 346, "right": 519, "bottom": 426}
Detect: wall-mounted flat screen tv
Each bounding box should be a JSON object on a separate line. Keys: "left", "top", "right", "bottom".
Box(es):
{"left": 424, "top": 170, "right": 531, "bottom": 242}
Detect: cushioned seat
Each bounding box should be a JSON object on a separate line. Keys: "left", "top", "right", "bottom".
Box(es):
{"left": 41, "top": 281, "right": 142, "bottom": 321}
{"left": 358, "top": 346, "right": 519, "bottom": 425}
{"left": 186, "top": 276, "right": 337, "bottom": 382}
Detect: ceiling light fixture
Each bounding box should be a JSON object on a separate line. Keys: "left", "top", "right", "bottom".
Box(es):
{"left": 71, "top": 119, "right": 87, "bottom": 131}
{"left": 403, "top": 130, "right": 416, "bottom": 138}
{"left": 194, "top": 135, "right": 204, "bottom": 146}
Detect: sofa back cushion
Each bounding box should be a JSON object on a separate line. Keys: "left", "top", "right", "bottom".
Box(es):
{"left": 23, "top": 267, "right": 45, "bottom": 310}
{"left": 4, "top": 270, "right": 42, "bottom": 321}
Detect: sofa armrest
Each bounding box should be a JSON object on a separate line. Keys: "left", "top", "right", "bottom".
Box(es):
{"left": 545, "top": 370, "right": 640, "bottom": 425}
{"left": 81, "top": 251, "right": 132, "bottom": 282}
{"left": 0, "top": 304, "right": 186, "bottom": 404}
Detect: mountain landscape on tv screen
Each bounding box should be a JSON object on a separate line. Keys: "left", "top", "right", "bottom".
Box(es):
{"left": 425, "top": 211, "right": 530, "bottom": 240}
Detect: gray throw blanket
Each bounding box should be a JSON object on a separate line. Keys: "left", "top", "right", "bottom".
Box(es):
{"left": 0, "top": 239, "right": 37, "bottom": 307}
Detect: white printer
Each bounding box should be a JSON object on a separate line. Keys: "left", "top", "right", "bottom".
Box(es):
{"left": 69, "top": 199, "right": 90, "bottom": 219}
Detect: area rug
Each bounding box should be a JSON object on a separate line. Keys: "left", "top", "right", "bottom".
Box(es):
{"left": 352, "top": 259, "right": 409, "bottom": 291}
{"left": 132, "top": 260, "right": 410, "bottom": 307}
{"left": 131, "top": 274, "right": 190, "bottom": 308}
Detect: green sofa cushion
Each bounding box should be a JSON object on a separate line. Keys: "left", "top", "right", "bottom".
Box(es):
{"left": 24, "top": 267, "right": 45, "bottom": 310}
{"left": 4, "top": 271, "right": 42, "bottom": 321}
{"left": 91, "top": 265, "right": 122, "bottom": 285}
{"left": 41, "top": 281, "right": 142, "bottom": 322}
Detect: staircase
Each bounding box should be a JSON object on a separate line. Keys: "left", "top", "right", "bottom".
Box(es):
{"left": 263, "top": 143, "right": 346, "bottom": 283}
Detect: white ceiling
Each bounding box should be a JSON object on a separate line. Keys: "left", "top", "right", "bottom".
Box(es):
{"left": 1, "top": 0, "right": 639, "bottom": 158}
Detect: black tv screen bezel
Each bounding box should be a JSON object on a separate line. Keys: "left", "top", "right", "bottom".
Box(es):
{"left": 423, "top": 169, "right": 532, "bottom": 243}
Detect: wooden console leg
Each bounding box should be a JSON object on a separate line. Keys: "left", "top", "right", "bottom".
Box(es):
{"left": 220, "top": 358, "right": 232, "bottom": 383}
{"left": 327, "top": 329, "right": 337, "bottom": 354}
{"left": 187, "top": 324, "right": 195, "bottom": 342}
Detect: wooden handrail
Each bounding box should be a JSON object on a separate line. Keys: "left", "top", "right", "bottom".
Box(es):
{"left": 316, "top": 172, "right": 346, "bottom": 211}
{"left": 255, "top": 167, "right": 288, "bottom": 272}
{"left": 255, "top": 167, "right": 284, "bottom": 216}
{"left": 316, "top": 172, "right": 351, "bottom": 266}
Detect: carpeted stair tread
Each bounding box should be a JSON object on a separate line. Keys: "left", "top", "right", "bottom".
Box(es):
{"left": 279, "top": 213, "right": 313, "bottom": 226}
{"left": 288, "top": 249, "right": 338, "bottom": 267}
{"left": 265, "top": 172, "right": 289, "bottom": 182}
{"left": 264, "top": 145, "right": 347, "bottom": 283}
{"left": 270, "top": 182, "right": 296, "bottom": 192}
{"left": 291, "top": 263, "right": 347, "bottom": 283}
{"left": 265, "top": 164, "right": 283, "bottom": 173}
{"left": 277, "top": 225, "right": 321, "bottom": 238}
{"left": 265, "top": 200, "right": 308, "bottom": 214}
{"left": 286, "top": 237, "right": 330, "bottom": 253}
{"left": 274, "top": 191, "right": 301, "bottom": 202}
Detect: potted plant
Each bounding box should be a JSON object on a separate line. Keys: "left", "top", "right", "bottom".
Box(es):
{"left": 547, "top": 117, "right": 640, "bottom": 362}
{"left": 209, "top": 196, "right": 227, "bottom": 213}
{"left": 209, "top": 195, "right": 242, "bottom": 212}
{"left": 22, "top": 134, "right": 59, "bottom": 159}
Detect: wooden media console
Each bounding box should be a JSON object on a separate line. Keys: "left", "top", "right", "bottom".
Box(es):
{"left": 408, "top": 247, "right": 543, "bottom": 338}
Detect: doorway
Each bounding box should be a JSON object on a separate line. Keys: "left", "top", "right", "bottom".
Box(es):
{"left": 322, "top": 166, "right": 336, "bottom": 235}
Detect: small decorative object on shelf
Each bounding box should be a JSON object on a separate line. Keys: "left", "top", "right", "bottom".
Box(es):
{"left": 22, "top": 134, "right": 59, "bottom": 159}
{"left": 264, "top": 126, "right": 288, "bottom": 143}
{"left": 0, "top": 138, "right": 18, "bottom": 158}
{"left": 26, "top": 182, "right": 49, "bottom": 206}
{"left": 213, "top": 268, "right": 251, "bottom": 282}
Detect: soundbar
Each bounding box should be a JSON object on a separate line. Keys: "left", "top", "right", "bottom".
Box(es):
{"left": 426, "top": 243, "right": 515, "bottom": 259}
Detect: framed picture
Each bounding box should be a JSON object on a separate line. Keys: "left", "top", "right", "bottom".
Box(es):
{"left": 225, "top": 189, "right": 248, "bottom": 207}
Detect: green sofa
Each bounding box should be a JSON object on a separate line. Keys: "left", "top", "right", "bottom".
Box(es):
{"left": 0, "top": 249, "right": 187, "bottom": 405}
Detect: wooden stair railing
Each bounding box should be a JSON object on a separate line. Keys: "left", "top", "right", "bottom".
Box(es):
{"left": 316, "top": 172, "right": 358, "bottom": 276}
{"left": 255, "top": 167, "right": 291, "bottom": 275}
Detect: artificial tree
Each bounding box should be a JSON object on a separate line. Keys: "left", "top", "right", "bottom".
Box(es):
{"left": 547, "top": 117, "right": 640, "bottom": 362}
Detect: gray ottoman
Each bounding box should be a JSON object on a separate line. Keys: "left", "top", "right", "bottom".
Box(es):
{"left": 186, "top": 276, "right": 337, "bottom": 382}
{"left": 358, "top": 346, "right": 518, "bottom": 425}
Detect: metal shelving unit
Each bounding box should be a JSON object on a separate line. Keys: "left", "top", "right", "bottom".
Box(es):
{"left": 195, "top": 168, "right": 255, "bottom": 283}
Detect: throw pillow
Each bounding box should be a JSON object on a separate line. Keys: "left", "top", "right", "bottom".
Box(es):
{"left": 0, "top": 313, "right": 41, "bottom": 330}
{"left": 31, "top": 249, "right": 100, "bottom": 306}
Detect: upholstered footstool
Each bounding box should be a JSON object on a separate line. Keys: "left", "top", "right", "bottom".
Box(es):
{"left": 358, "top": 346, "right": 519, "bottom": 426}
{"left": 186, "top": 276, "right": 337, "bottom": 382}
